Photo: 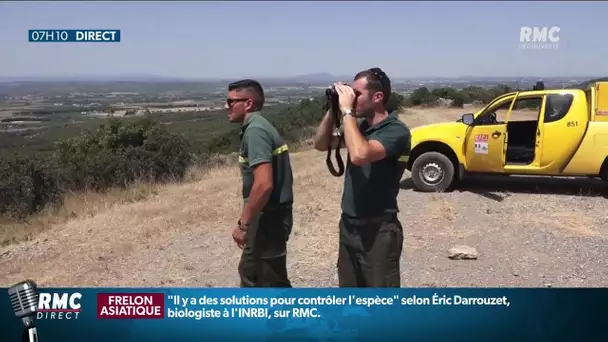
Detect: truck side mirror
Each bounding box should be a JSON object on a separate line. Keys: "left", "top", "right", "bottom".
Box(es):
{"left": 461, "top": 113, "right": 474, "bottom": 125}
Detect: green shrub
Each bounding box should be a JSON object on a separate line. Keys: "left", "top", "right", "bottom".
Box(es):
{"left": 52, "top": 117, "right": 192, "bottom": 192}
{"left": 0, "top": 154, "right": 62, "bottom": 219}
{"left": 0, "top": 117, "right": 193, "bottom": 219}
{"left": 403, "top": 84, "right": 524, "bottom": 107}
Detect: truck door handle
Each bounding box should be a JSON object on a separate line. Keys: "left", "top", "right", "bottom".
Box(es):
{"left": 492, "top": 131, "right": 502, "bottom": 138}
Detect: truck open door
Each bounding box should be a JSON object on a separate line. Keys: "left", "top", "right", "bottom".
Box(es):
{"left": 502, "top": 92, "right": 545, "bottom": 171}
{"left": 463, "top": 95, "right": 514, "bottom": 173}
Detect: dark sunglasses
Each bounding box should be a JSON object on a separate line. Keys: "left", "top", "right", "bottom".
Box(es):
{"left": 226, "top": 98, "right": 250, "bottom": 106}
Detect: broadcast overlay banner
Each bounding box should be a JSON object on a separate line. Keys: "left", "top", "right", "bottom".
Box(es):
{"left": 2, "top": 288, "right": 607, "bottom": 342}
{"left": 28, "top": 29, "right": 121, "bottom": 42}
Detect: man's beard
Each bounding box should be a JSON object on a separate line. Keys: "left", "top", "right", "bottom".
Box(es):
{"left": 355, "top": 95, "right": 376, "bottom": 118}
{"left": 356, "top": 106, "right": 374, "bottom": 118}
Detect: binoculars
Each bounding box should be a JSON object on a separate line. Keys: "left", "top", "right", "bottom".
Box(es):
{"left": 325, "top": 86, "right": 340, "bottom": 104}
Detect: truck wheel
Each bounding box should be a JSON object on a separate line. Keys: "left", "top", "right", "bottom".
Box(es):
{"left": 600, "top": 159, "right": 608, "bottom": 182}
{"left": 411, "top": 151, "right": 455, "bottom": 192}
{"left": 601, "top": 169, "right": 608, "bottom": 182}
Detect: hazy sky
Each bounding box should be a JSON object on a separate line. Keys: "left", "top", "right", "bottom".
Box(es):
{"left": 1, "top": 1, "right": 606, "bottom": 79}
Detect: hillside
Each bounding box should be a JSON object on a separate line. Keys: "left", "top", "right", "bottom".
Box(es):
{"left": 0, "top": 107, "right": 605, "bottom": 287}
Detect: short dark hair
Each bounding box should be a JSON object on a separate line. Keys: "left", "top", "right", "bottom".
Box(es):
{"left": 228, "top": 79, "right": 265, "bottom": 110}
{"left": 354, "top": 67, "right": 391, "bottom": 104}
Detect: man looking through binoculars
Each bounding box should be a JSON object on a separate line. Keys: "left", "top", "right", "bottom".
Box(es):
{"left": 313, "top": 67, "right": 411, "bottom": 287}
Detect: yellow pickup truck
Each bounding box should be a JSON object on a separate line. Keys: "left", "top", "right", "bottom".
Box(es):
{"left": 405, "top": 81, "right": 608, "bottom": 192}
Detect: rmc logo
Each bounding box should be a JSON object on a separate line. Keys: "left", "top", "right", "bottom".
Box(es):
{"left": 37, "top": 292, "right": 82, "bottom": 320}
{"left": 518, "top": 26, "right": 560, "bottom": 50}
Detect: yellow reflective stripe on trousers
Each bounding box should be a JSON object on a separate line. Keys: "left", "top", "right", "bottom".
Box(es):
{"left": 239, "top": 144, "right": 288, "bottom": 164}
{"left": 398, "top": 155, "right": 409, "bottom": 163}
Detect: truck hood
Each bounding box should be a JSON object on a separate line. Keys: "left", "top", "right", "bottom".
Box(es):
{"left": 410, "top": 122, "right": 469, "bottom": 146}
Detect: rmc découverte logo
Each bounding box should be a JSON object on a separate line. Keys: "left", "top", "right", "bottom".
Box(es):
{"left": 518, "top": 26, "right": 560, "bottom": 50}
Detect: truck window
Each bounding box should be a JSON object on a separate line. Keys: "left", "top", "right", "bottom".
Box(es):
{"left": 475, "top": 100, "right": 512, "bottom": 125}
{"left": 510, "top": 97, "right": 542, "bottom": 121}
{"left": 544, "top": 94, "right": 574, "bottom": 123}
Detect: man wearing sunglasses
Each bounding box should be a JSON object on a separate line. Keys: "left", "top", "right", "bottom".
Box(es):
{"left": 313, "top": 67, "right": 411, "bottom": 287}
{"left": 226, "top": 79, "right": 294, "bottom": 287}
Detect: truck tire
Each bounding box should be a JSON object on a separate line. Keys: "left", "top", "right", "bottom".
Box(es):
{"left": 600, "top": 158, "right": 608, "bottom": 182}
{"left": 601, "top": 168, "right": 608, "bottom": 182}
{"left": 411, "top": 151, "right": 455, "bottom": 192}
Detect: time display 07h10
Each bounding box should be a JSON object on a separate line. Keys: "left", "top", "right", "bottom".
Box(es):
{"left": 28, "top": 29, "right": 121, "bottom": 43}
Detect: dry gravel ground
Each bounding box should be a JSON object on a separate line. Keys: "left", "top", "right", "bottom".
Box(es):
{"left": 0, "top": 107, "right": 606, "bottom": 287}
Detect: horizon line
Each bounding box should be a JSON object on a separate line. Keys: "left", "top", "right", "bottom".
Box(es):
{"left": 0, "top": 74, "right": 601, "bottom": 81}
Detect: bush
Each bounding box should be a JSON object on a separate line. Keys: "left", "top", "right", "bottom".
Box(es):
{"left": 0, "top": 117, "right": 193, "bottom": 219}
{"left": 53, "top": 117, "right": 192, "bottom": 192}
{"left": 403, "top": 83, "right": 529, "bottom": 108}
{"left": 387, "top": 92, "right": 407, "bottom": 112}
{"left": 0, "top": 154, "right": 62, "bottom": 220}
{"left": 406, "top": 87, "right": 439, "bottom": 106}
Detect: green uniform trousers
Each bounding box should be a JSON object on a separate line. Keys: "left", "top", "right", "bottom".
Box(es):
{"left": 337, "top": 213, "right": 404, "bottom": 287}
{"left": 238, "top": 207, "right": 292, "bottom": 287}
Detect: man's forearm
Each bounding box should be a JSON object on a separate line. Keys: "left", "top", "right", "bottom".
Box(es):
{"left": 240, "top": 182, "right": 273, "bottom": 225}
{"left": 342, "top": 115, "right": 369, "bottom": 161}
{"left": 313, "top": 110, "right": 334, "bottom": 151}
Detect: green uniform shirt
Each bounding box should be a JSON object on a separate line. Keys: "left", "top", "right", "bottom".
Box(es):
{"left": 341, "top": 112, "right": 411, "bottom": 218}
{"left": 239, "top": 111, "right": 294, "bottom": 209}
